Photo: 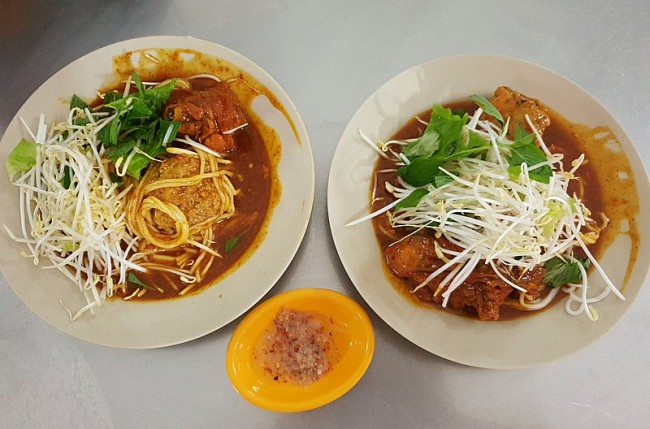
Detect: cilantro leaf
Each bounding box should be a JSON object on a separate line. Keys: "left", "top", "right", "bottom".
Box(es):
{"left": 543, "top": 257, "right": 590, "bottom": 288}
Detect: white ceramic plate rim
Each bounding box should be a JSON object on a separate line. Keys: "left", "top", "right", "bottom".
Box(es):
{"left": 327, "top": 54, "right": 650, "bottom": 369}
{"left": 0, "top": 36, "right": 315, "bottom": 348}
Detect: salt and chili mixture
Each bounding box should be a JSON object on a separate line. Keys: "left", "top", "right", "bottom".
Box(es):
{"left": 255, "top": 307, "right": 333, "bottom": 385}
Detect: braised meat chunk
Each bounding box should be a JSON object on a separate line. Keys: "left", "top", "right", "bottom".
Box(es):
{"left": 163, "top": 80, "right": 247, "bottom": 153}
{"left": 444, "top": 268, "right": 513, "bottom": 321}
{"left": 490, "top": 86, "right": 551, "bottom": 137}
{"left": 384, "top": 234, "right": 517, "bottom": 320}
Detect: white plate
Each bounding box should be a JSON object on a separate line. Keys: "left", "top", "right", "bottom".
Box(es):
{"left": 0, "top": 36, "right": 314, "bottom": 348}
{"left": 327, "top": 55, "right": 650, "bottom": 368}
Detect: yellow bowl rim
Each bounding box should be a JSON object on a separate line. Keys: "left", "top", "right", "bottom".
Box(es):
{"left": 225, "top": 288, "right": 375, "bottom": 412}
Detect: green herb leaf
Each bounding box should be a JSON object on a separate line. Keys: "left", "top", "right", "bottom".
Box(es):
{"left": 513, "top": 123, "right": 529, "bottom": 141}
{"left": 395, "top": 188, "right": 428, "bottom": 211}
{"left": 505, "top": 136, "right": 552, "bottom": 184}
{"left": 432, "top": 173, "right": 454, "bottom": 188}
{"left": 398, "top": 105, "right": 485, "bottom": 187}
{"left": 105, "top": 139, "right": 137, "bottom": 162}
{"left": 127, "top": 272, "right": 153, "bottom": 290}
{"left": 141, "top": 79, "right": 176, "bottom": 113}
{"left": 403, "top": 128, "right": 440, "bottom": 159}
{"left": 402, "top": 105, "right": 467, "bottom": 160}
{"left": 6, "top": 138, "right": 38, "bottom": 180}
{"left": 70, "top": 94, "right": 90, "bottom": 110}
{"left": 470, "top": 94, "right": 504, "bottom": 126}
{"left": 543, "top": 257, "right": 590, "bottom": 288}
{"left": 225, "top": 229, "right": 250, "bottom": 253}
{"left": 103, "top": 91, "right": 122, "bottom": 104}
{"left": 109, "top": 172, "right": 123, "bottom": 187}
{"left": 98, "top": 73, "right": 179, "bottom": 178}
{"left": 98, "top": 115, "right": 121, "bottom": 147}
{"left": 398, "top": 157, "right": 444, "bottom": 187}
{"left": 61, "top": 166, "right": 72, "bottom": 189}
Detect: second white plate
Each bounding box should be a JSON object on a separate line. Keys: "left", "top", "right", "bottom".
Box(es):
{"left": 327, "top": 55, "right": 650, "bottom": 368}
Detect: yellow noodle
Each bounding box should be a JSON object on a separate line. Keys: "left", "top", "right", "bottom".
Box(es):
{"left": 123, "top": 145, "right": 238, "bottom": 292}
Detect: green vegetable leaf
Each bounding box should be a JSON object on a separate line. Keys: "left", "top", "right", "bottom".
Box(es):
{"left": 395, "top": 188, "right": 428, "bottom": 211}
{"left": 402, "top": 105, "right": 467, "bottom": 160}
{"left": 513, "top": 123, "right": 529, "bottom": 141}
{"left": 141, "top": 79, "right": 176, "bottom": 113}
{"left": 132, "top": 72, "right": 146, "bottom": 97}
{"left": 126, "top": 98, "right": 154, "bottom": 120}
{"left": 6, "top": 138, "right": 38, "bottom": 180}
{"left": 432, "top": 173, "right": 454, "bottom": 188}
{"left": 505, "top": 137, "right": 552, "bottom": 184}
{"left": 397, "top": 106, "right": 491, "bottom": 187}
{"left": 103, "top": 91, "right": 122, "bottom": 104}
{"left": 61, "top": 166, "right": 72, "bottom": 189}
{"left": 105, "top": 139, "right": 137, "bottom": 162}
{"left": 398, "top": 157, "right": 444, "bottom": 187}
{"left": 470, "top": 94, "right": 504, "bottom": 126}
{"left": 225, "top": 228, "right": 250, "bottom": 253}
{"left": 402, "top": 128, "right": 440, "bottom": 159}
{"left": 70, "top": 94, "right": 90, "bottom": 110}
{"left": 543, "top": 257, "right": 590, "bottom": 288}
{"left": 127, "top": 272, "right": 153, "bottom": 290}
{"left": 98, "top": 115, "right": 121, "bottom": 147}
{"left": 109, "top": 172, "right": 123, "bottom": 187}
{"left": 97, "top": 73, "right": 179, "bottom": 179}
{"left": 123, "top": 154, "right": 151, "bottom": 180}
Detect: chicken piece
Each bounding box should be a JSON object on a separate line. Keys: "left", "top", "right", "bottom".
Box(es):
{"left": 148, "top": 154, "right": 229, "bottom": 234}
{"left": 163, "top": 80, "right": 247, "bottom": 153}
{"left": 490, "top": 86, "right": 551, "bottom": 137}
{"left": 385, "top": 234, "right": 516, "bottom": 320}
{"left": 384, "top": 235, "right": 451, "bottom": 280}
{"left": 444, "top": 269, "right": 513, "bottom": 321}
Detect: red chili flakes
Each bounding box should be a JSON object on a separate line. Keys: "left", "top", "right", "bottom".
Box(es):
{"left": 255, "top": 307, "right": 332, "bottom": 385}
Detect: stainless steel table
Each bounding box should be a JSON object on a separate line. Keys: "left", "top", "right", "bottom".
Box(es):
{"left": 1, "top": 1, "right": 649, "bottom": 428}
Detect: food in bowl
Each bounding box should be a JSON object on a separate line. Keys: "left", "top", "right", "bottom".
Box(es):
{"left": 349, "top": 87, "right": 639, "bottom": 321}
{"left": 226, "top": 288, "right": 374, "bottom": 412}
{"left": 4, "top": 48, "right": 284, "bottom": 320}
{"left": 254, "top": 307, "right": 333, "bottom": 385}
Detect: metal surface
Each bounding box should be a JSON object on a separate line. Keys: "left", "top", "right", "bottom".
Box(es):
{"left": 1, "top": 1, "right": 649, "bottom": 428}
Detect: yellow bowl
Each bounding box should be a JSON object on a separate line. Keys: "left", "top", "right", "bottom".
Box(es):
{"left": 226, "top": 288, "right": 375, "bottom": 412}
